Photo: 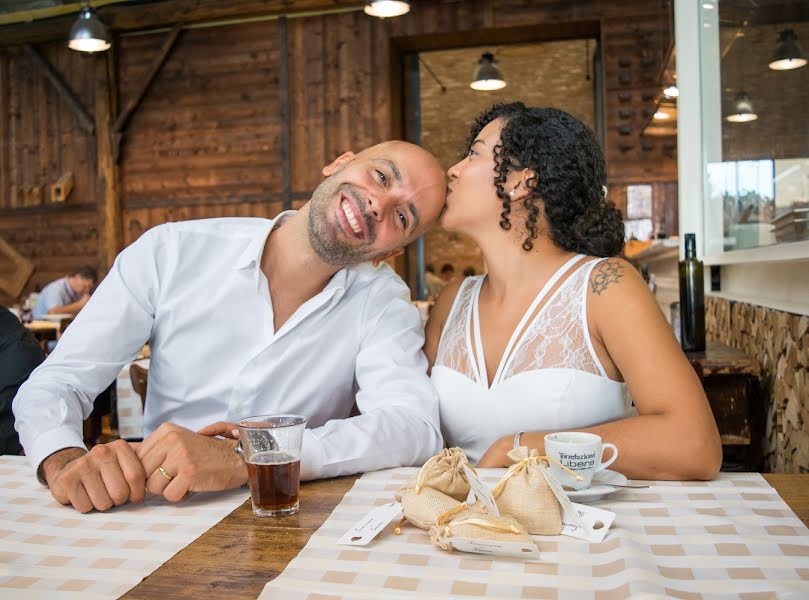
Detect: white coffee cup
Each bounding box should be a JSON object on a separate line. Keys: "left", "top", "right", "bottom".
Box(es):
{"left": 544, "top": 432, "right": 618, "bottom": 490}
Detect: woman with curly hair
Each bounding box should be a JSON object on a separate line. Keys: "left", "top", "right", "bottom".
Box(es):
{"left": 425, "top": 103, "right": 721, "bottom": 480}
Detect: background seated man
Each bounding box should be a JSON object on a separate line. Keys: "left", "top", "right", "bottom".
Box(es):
{"left": 33, "top": 266, "right": 97, "bottom": 319}
{"left": 14, "top": 141, "right": 447, "bottom": 513}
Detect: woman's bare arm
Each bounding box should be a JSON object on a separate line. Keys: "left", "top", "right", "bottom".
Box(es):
{"left": 480, "top": 259, "right": 722, "bottom": 481}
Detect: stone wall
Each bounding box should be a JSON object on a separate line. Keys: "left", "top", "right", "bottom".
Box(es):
{"left": 706, "top": 296, "right": 809, "bottom": 472}
{"left": 419, "top": 40, "right": 596, "bottom": 275}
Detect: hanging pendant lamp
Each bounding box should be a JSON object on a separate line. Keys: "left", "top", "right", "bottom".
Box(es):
{"left": 364, "top": 1, "right": 411, "bottom": 18}
{"left": 726, "top": 91, "right": 758, "bottom": 122}
{"left": 68, "top": 7, "right": 111, "bottom": 53}
{"left": 470, "top": 52, "right": 506, "bottom": 91}
{"left": 768, "top": 29, "right": 807, "bottom": 71}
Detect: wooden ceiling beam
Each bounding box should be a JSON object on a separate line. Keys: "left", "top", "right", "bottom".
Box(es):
{"left": 113, "top": 24, "right": 181, "bottom": 141}
{"left": 0, "top": 0, "right": 364, "bottom": 46}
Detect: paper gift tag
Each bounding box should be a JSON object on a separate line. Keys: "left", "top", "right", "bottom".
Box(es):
{"left": 463, "top": 464, "right": 500, "bottom": 516}
{"left": 337, "top": 501, "right": 404, "bottom": 546}
{"left": 539, "top": 464, "right": 615, "bottom": 541}
{"left": 561, "top": 503, "right": 616, "bottom": 543}
{"left": 446, "top": 536, "right": 540, "bottom": 559}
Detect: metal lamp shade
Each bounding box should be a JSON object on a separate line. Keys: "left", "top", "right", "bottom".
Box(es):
{"left": 769, "top": 29, "right": 807, "bottom": 71}
{"left": 726, "top": 91, "right": 758, "bottom": 123}
{"left": 470, "top": 53, "right": 506, "bottom": 91}
{"left": 68, "top": 7, "right": 111, "bottom": 53}
{"left": 363, "top": 1, "right": 410, "bottom": 18}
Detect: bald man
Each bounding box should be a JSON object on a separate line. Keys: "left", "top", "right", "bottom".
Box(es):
{"left": 14, "top": 141, "right": 447, "bottom": 512}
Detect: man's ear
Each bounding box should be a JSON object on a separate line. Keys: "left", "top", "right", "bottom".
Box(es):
{"left": 371, "top": 248, "right": 404, "bottom": 267}
{"left": 323, "top": 151, "right": 356, "bottom": 177}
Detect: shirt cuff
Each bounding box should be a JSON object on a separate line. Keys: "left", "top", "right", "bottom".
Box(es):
{"left": 26, "top": 427, "right": 87, "bottom": 485}
{"left": 300, "top": 428, "right": 325, "bottom": 481}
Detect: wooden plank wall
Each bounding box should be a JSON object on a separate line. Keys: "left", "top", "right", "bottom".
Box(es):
{"left": 0, "top": 0, "right": 677, "bottom": 305}
{"left": 118, "top": 21, "right": 286, "bottom": 245}
{"left": 0, "top": 43, "right": 99, "bottom": 301}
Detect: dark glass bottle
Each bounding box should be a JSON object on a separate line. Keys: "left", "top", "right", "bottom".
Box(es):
{"left": 679, "top": 233, "right": 705, "bottom": 352}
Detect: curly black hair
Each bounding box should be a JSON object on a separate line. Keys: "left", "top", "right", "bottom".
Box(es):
{"left": 465, "top": 102, "right": 625, "bottom": 256}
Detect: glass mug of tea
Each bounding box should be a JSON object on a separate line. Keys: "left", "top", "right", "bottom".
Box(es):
{"left": 235, "top": 414, "right": 306, "bottom": 517}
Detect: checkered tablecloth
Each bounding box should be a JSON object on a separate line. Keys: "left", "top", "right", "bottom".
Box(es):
{"left": 260, "top": 468, "right": 809, "bottom": 599}
{"left": 0, "top": 455, "right": 248, "bottom": 599}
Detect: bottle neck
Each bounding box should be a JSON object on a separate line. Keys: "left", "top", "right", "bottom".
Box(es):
{"left": 684, "top": 234, "right": 697, "bottom": 260}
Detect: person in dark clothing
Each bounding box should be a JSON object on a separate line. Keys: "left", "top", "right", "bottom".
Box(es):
{"left": 0, "top": 308, "right": 45, "bottom": 454}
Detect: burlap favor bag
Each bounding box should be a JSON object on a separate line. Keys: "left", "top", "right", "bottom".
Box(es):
{"left": 396, "top": 486, "right": 463, "bottom": 530}
{"left": 399, "top": 447, "right": 472, "bottom": 501}
{"left": 492, "top": 447, "right": 564, "bottom": 535}
{"left": 429, "top": 505, "right": 533, "bottom": 551}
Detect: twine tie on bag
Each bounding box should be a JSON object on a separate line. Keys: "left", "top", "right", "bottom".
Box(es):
{"left": 438, "top": 517, "right": 523, "bottom": 539}
{"left": 492, "top": 447, "right": 582, "bottom": 497}
{"left": 413, "top": 448, "right": 475, "bottom": 494}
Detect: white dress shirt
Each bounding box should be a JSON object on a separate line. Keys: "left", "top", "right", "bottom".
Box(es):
{"left": 14, "top": 214, "right": 443, "bottom": 480}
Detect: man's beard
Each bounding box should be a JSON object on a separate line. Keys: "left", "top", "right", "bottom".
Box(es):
{"left": 307, "top": 176, "right": 382, "bottom": 266}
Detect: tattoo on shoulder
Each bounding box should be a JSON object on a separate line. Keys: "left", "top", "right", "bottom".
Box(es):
{"left": 590, "top": 259, "right": 625, "bottom": 295}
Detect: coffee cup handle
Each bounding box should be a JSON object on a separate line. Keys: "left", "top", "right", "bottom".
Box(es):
{"left": 597, "top": 443, "right": 618, "bottom": 471}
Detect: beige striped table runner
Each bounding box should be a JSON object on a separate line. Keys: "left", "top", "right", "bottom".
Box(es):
{"left": 260, "top": 468, "right": 809, "bottom": 599}
{"left": 0, "top": 455, "right": 248, "bottom": 599}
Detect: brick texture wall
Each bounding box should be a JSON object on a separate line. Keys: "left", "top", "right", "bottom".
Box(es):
{"left": 721, "top": 22, "right": 809, "bottom": 162}
{"left": 419, "top": 41, "right": 596, "bottom": 275}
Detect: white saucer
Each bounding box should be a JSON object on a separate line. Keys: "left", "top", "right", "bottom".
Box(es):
{"left": 564, "top": 469, "right": 628, "bottom": 503}
{"left": 41, "top": 313, "right": 72, "bottom": 322}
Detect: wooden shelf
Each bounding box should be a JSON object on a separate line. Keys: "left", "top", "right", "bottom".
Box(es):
{"left": 0, "top": 203, "right": 95, "bottom": 217}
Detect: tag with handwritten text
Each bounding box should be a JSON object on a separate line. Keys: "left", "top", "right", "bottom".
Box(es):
{"left": 539, "top": 464, "right": 615, "bottom": 542}
{"left": 337, "top": 501, "right": 403, "bottom": 546}
{"left": 445, "top": 536, "right": 540, "bottom": 559}
{"left": 561, "top": 503, "right": 615, "bottom": 543}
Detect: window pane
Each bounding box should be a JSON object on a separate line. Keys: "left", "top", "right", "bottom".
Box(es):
{"left": 701, "top": 0, "right": 809, "bottom": 252}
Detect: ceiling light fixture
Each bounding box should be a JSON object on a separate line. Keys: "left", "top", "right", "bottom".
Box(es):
{"left": 68, "top": 6, "right": 111, "bottom": 53}
{"left": 768, "top": 29, "right": 807, "bottom": 71}
{"left": 663, "top": 85, "right": 679, "bottom": 98}
{"left": 470, "top": 52, "right": 506, "bottom": 91}
{"left": 726, "top": 91, "right": 758, "bottom": 122}
{"left": 363, "top": 1, "right": 410, "bottom": 18}
{"left": 653, "top": 111, "right": 671, "bottom": 120}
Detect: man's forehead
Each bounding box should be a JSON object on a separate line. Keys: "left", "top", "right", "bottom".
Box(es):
{"left": 363, "top": 141, "right": 434, "bottom": 168}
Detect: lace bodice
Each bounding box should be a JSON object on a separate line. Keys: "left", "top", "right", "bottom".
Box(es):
{"left": 431, "top": 255, "right": 630, "bottom": 464}
{"left": 435, "top": 255, "right": 607, "bottom": 388}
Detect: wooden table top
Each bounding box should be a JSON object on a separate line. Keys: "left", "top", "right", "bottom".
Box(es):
{"left": 124, "top": 473, "right": 809, "bottom": 599}
{"left": 23, "top": 319, "right": 60, "bottom": 332}
{"left": 685, "top": 340, "right": 761, "bottom": 377}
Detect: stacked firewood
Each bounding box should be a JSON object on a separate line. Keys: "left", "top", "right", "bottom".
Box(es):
{"left": 707, "top": 297, "right": 809, "bottom": 473}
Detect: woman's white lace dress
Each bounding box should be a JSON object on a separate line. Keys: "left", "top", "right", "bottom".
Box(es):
{"left": 432, "top": 254, "right": 632, "bottom": 464}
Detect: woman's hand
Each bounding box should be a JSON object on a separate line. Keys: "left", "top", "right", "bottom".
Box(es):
{"left": 476, "top": 435, "right": 513, "bottom": 468}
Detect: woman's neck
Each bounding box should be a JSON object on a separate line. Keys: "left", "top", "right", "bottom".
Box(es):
{"left": 474, "top": 232, "right": 578, "bottom": 304}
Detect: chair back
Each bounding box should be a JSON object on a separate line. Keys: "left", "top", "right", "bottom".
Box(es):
{"left": 56, "top": 317, "right": 73, "bottom": 341}
{"left": 129, "top": 363, "right": 148, "bottom": 409}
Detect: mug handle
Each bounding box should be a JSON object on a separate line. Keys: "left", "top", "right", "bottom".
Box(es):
{"left": 596, "top": 443, "right": 618, "bottom": 471}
